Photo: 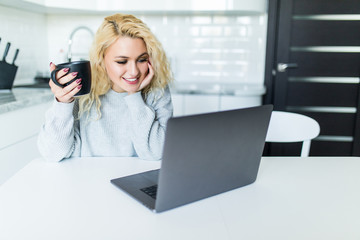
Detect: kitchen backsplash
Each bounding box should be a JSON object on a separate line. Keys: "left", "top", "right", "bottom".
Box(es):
{"left": 1, "top": 5, "right": 267, "bottom": 85}
{"left": 0, "top": 5, "right": 48, "bottom": 85}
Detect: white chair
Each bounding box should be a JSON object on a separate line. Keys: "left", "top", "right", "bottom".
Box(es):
{"left": 266, "top": 111, "right": 320, "bottom": 157}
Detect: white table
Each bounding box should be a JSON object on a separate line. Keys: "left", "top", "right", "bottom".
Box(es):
{"left": 1, "top": 157, "right": 360, "bottom": 240}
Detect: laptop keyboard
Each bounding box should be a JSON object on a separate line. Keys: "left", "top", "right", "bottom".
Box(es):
{"left": 140, "top": 185, "right": 158, "bottom": 199}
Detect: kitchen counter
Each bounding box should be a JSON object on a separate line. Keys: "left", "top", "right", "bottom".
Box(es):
{"left": 0, "top": 88, "right": 53, "bottom": 114}
{"left": 0, "top": 82, "right": 265, "bottom": 114}
{"left": 170, "top": 82, "right": 266, "bottom": 116}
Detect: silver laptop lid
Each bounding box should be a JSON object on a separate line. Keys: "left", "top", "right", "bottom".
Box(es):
{"left": 155, "top": 105, "right": 273, "bottom": 212}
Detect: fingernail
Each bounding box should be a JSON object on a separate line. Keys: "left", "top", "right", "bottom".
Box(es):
{"left": 76, "top": 78, "right": 82, "bottom": 84}
{"left": 49, "top": 62, "right": 53, "bottom": 66}
{"left": 64, "top": 68, "right": 70, "bottom": 72}
{"left": 77, "top": 84, "right": 82, "bottom": 89}
{"left": 72, "top": 72, "right": 78, "bottom": 76}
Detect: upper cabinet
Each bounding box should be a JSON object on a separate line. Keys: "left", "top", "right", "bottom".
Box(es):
{"left": 1, "top": 0, "right": 267, "bottom": 14}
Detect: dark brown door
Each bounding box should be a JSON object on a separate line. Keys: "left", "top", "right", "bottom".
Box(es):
{"left": 264, "top": 0, "right": 360, "bottom": 156}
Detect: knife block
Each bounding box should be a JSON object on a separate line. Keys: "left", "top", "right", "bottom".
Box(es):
{"left": 0, "top": 61, "right": 18, "bottom": 89}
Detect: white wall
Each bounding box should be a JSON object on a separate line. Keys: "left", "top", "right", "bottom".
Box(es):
{"left": 42, "top": 0, "right": 266, "bottom": 12}
{"left": 0, "top": 5, "right": 48, "bottom": 85}
{"left": 47, "top": 13, "right": 268, "bottom": 85}
{"left": 46, "top": 15, "right": 102, "bottom": 64}
{"left": 0, "top": 4, "right": 267, "bottom": 86}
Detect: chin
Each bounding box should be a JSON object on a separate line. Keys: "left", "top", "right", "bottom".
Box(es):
{"left": 122, "top": 85, "right": 140, "bottom": 93}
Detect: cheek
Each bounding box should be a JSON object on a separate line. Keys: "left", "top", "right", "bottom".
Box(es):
{"left": 106, "top": 63, "right": 125, "bottom": 79}
{"left": 139, "top": 64, "right": 149, "bottom": 77}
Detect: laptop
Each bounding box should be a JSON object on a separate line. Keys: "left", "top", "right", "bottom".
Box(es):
{"left": 111, "top": 104, "right": 273, "bottom": 213}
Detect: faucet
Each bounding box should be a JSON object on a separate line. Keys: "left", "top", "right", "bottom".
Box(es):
{"left": 67, "top": 26, "right": 94, "bottom": 62}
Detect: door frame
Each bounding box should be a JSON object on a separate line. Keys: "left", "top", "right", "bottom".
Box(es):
{"left": 263, "top": 0, "right": 360, "bottom": 156}
{"left": 263, "top": 0, "right": 279, "bottom": 106}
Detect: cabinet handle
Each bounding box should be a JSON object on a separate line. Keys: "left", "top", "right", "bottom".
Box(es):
{"left": 277, "top": 63, "right": 298, "bottom": 72}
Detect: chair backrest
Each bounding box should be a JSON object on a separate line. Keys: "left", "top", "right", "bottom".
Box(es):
{"left": 265, "top": 111, "right": 320, "bottom": 157}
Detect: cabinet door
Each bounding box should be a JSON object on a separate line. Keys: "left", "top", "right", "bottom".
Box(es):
{"left": 0, "top": 102, "right": 52, "bottom": 150}
{"left": 0, "top": 101, "right": 52, "bottom": 185}
{"left": 184, "top": 94, "right": 220, "bottom": 115}
{"left": 0, "top": 136, "right": 39, "bottom": 185}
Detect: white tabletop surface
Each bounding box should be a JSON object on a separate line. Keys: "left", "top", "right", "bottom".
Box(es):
{"left": 1, "top": 156, "right": 360, "bottom": 240}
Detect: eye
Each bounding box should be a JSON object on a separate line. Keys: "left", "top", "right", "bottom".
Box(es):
{"left": 138, "top": 58, "right": 148, "bottom": 63}
{"left": 116, "top": 61, "right": 127, "bottom": 64}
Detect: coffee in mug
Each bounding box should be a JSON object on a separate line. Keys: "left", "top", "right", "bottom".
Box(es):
{"left": 51, "top": 60, "right": 91, "bottom": 96}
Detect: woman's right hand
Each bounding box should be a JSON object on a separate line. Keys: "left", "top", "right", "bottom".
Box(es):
{"left": 49, "top": 62, "right": 82, "bottom": 103}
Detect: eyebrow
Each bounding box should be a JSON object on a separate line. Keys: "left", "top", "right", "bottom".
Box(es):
{"left": 114, "top": 52, "right": 149, "bottom": 59}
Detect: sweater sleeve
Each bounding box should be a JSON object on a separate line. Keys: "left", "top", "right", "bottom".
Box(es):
{"left": 37, "top": 98, "right": 81, "bottom": 162}
{"left": 124, "top": 87, "right": 173, "bottom": 161}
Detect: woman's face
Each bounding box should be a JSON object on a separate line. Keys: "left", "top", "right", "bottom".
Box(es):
{"left": 104, "top": 36, "right": 149, "bottom": 93}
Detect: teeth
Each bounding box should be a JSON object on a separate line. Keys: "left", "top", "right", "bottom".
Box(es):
{"left": 124, "top": 78, "right": 137, "bottom": 82}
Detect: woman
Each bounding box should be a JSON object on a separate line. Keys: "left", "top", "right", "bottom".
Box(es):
{"left": 38, "top": 13, "right": 173, "bottom": 161}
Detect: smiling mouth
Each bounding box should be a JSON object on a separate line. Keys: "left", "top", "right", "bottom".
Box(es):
{"left": 123, "top": 77, "right": 139, "bottom": 84}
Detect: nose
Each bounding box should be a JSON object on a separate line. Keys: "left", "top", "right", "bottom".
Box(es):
{"left": 127, "top": 61, "right": 139, "bottom": 77}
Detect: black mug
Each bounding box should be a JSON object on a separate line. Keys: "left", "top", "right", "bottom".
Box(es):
{"left": 51, "top": 60, "right": 91, "bottom": 96}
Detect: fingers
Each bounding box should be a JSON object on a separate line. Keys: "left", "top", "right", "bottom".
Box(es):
{"left": 49, "top": 62, "right": 56, "bottom": 72}
{"left": 127, "top": 62, "right": 154, "bottom": 95}
{"left": 140, "top": 62, "right": 154, "bottom": 88}
{"left": 48, "top": 61, "right": 82, "bottom": 103}
{"left": 49, "top": 61, "right": 77, "bottom": 85}
{"left": 49, "top": 77, "right": 82, "bottom": 103}
{"left": 58, "top": 71, "right": 78, "bottom": 85}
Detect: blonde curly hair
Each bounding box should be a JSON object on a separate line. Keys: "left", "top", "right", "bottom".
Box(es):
{"left": 78, "top": 13, "right": 173, "bottom": 119}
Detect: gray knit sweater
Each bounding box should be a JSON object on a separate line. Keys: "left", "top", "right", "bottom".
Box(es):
{"left": 37, "top": 87, "right": 173, "bottom": 162}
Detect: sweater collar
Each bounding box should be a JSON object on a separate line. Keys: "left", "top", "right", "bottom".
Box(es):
{"left": 108, "top": 88, "right": 128, "bottom": 97}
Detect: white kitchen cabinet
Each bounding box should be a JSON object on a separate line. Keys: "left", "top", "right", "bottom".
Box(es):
{"left": 0, "top": 101, "right": 52, "bottom": 185}
{"left": 220, "top": 95, "right": 262, "bottom": 111}
{"left": 0, "top": 102, "right": 51, "bottom": 150}
{"left": 170, "top": 93, "right": 184, "bottom": 117}
{"left": 184, "top": 94, "right": 220, "bottom": 115}
{"left": 171, "top": 83, "right": 266, "bottom": 116}
{"left": 0, "top": 135, "right": 40, "bottom": 185}
{"left": 171, "top": 93, "right": 220, "bottom": 116}
{"left": 171, "top": 93, "right": 262, "bottom": 117}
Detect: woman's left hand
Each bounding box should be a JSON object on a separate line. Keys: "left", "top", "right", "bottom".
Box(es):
{"left": 128, "top": 61, "right": 154, "bottom": 95}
